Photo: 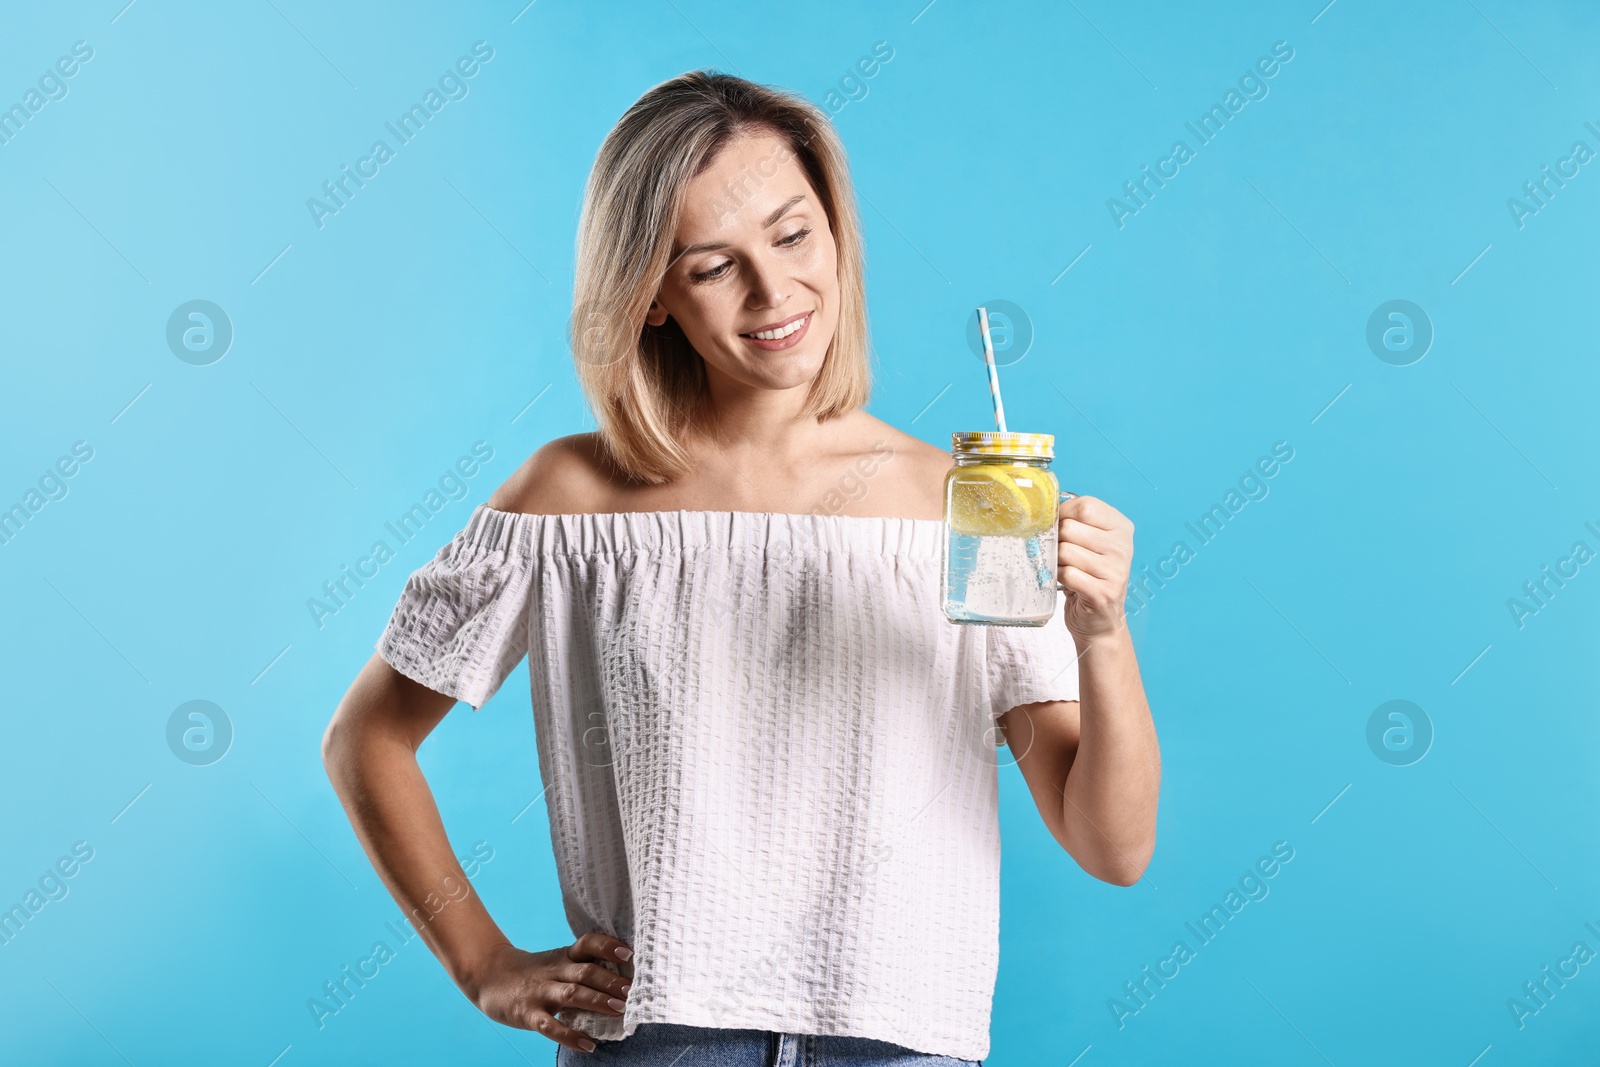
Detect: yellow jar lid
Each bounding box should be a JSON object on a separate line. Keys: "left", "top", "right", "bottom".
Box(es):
{"left": 951, "top": 431, "right": 1054, "bottom": 459}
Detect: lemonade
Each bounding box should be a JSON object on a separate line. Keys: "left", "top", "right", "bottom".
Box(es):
{"left": 943, "top": 458, "right": 1064, "bottom": 626}
{"left": 948, "top": 464, "right": 1059, "bottom": 537}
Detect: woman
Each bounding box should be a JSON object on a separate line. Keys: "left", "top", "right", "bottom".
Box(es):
{"left": 323, "top": 70, "right": 1159, "bottom": 1065}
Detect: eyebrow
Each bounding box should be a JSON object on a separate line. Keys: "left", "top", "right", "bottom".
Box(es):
{"left": 672, "top": 194, "right": 808, "bottom": 260}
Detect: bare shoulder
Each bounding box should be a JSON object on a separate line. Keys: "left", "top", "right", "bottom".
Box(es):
{"left": 486, "top": 433, "right": 623, "bottom": 516}
{"left": 860, "top": 415, "right": 949, "bottom": 474}
{"left": 845, "top": 413, "right": 950, "bottom": 519}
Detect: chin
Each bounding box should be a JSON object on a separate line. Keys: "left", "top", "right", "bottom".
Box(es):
{"left": 749, "top": 349, "right": 827, "bottom": 390}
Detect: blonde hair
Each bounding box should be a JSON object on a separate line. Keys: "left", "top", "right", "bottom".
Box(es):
{"left": 570, "top": 70, "right": 871, "bottom": 486}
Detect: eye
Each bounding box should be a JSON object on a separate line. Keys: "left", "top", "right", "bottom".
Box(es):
{"left": 778, "top": 226, "right": 812, "bottom": 247}
{"left": 691, "top": 260, "right": 732, "bottom": 283}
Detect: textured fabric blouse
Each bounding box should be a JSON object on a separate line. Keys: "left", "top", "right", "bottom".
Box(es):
{"left": 375, "top": 504, "right": 1081, "bottom": 1062}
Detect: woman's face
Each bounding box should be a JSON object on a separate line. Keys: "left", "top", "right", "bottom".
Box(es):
{"left": 647, "top": 128, "right": 841, "bottom": 396}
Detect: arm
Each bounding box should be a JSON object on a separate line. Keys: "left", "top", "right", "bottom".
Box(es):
{"left": 998, "top": 495, "right": 1159, "bottom": 886}
{"left": 322, "top": 652, "right": 633, "bottom": 1052}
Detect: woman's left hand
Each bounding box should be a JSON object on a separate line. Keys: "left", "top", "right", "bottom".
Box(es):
{"left": 1056, "top": 494, "right": 1135, "bottom": 641}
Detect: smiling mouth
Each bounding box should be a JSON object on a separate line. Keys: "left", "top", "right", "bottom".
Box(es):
{"left": 740, "top": 311, "right": 812, "bottom": 341}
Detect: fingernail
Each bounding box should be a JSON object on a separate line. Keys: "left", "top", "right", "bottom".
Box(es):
{"left": 620, "top": 983, "right": 631, "bottom": 994}
{"left": 608, "top": 997, "right": 625, "bottom": 1011}
{"left": 614, "top": 946, "right": 632, "bottom": 960}
{"left": 580, "top": 1038, "right": 596, "bottom": 1052}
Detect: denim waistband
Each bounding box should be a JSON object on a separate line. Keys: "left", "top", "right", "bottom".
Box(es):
{"left": 553, "top": 1022, "right": 982, "bottom": 1066}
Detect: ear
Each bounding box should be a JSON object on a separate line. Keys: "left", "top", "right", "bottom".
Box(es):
{"left": 645, "top": 298, "right": 669, "bottom": 328}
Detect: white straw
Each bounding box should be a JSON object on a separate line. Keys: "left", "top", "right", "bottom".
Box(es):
{"left": 977, "top": 306, "right": 1007, "bottom": 433}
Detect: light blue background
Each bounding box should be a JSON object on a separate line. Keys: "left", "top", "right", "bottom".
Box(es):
{"left": 3, "top": 1, "right": 1597, "bottom": 1064}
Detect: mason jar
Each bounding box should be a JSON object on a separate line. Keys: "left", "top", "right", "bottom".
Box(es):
{"left": 941, "top": 431, "right": 1071, "bottom": 627}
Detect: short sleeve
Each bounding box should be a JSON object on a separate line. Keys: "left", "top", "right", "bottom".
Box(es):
{"left": 986, "top": 589, "right": 1081, "bottom": 719}
{"left": 375, "top": 505, "right": 532, "bottom": 712}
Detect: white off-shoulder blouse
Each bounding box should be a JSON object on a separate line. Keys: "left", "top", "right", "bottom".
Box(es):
{"left": 375, "top": 504, "right": 1080, "bottom": 1062}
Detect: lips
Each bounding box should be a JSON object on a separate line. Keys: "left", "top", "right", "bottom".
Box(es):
{"left": 739, "top": 310, "right": 812, "bottom": 351}
{"left": 741, "top": 310, "right": 811, "bottom": 338}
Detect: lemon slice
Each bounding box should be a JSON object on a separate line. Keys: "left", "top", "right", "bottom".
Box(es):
{"left": 1004, "top": 469, "right": 1060, "bottom": 535}
{"left": 949, "top": 465, "right": 1057, "bottom": 536}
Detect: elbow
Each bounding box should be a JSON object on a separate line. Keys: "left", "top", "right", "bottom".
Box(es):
{"left": 1052, "top": 819, "right": 1157, "bottom": 887}
{"left": 1101, "top": 864, "right": 1146, "bottom": 888}
{"left": 320, "top": 711, "right": 347, "bottom": 780}
{"left": 1089, "top": 840, "right": 1156, "bottom": 888}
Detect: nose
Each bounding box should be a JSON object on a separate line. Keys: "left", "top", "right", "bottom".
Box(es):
{"left": 743, "top": 251, "right": 789, "bottom": 312}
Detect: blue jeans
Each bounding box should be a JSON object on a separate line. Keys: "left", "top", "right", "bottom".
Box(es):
{"left": 554, "top": 1022, "right": 981, "bottom": 1066}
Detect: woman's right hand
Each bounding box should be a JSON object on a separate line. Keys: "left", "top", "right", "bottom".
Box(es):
{"left": 467, "top": 933, "right": 635, "bottom": 1053}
